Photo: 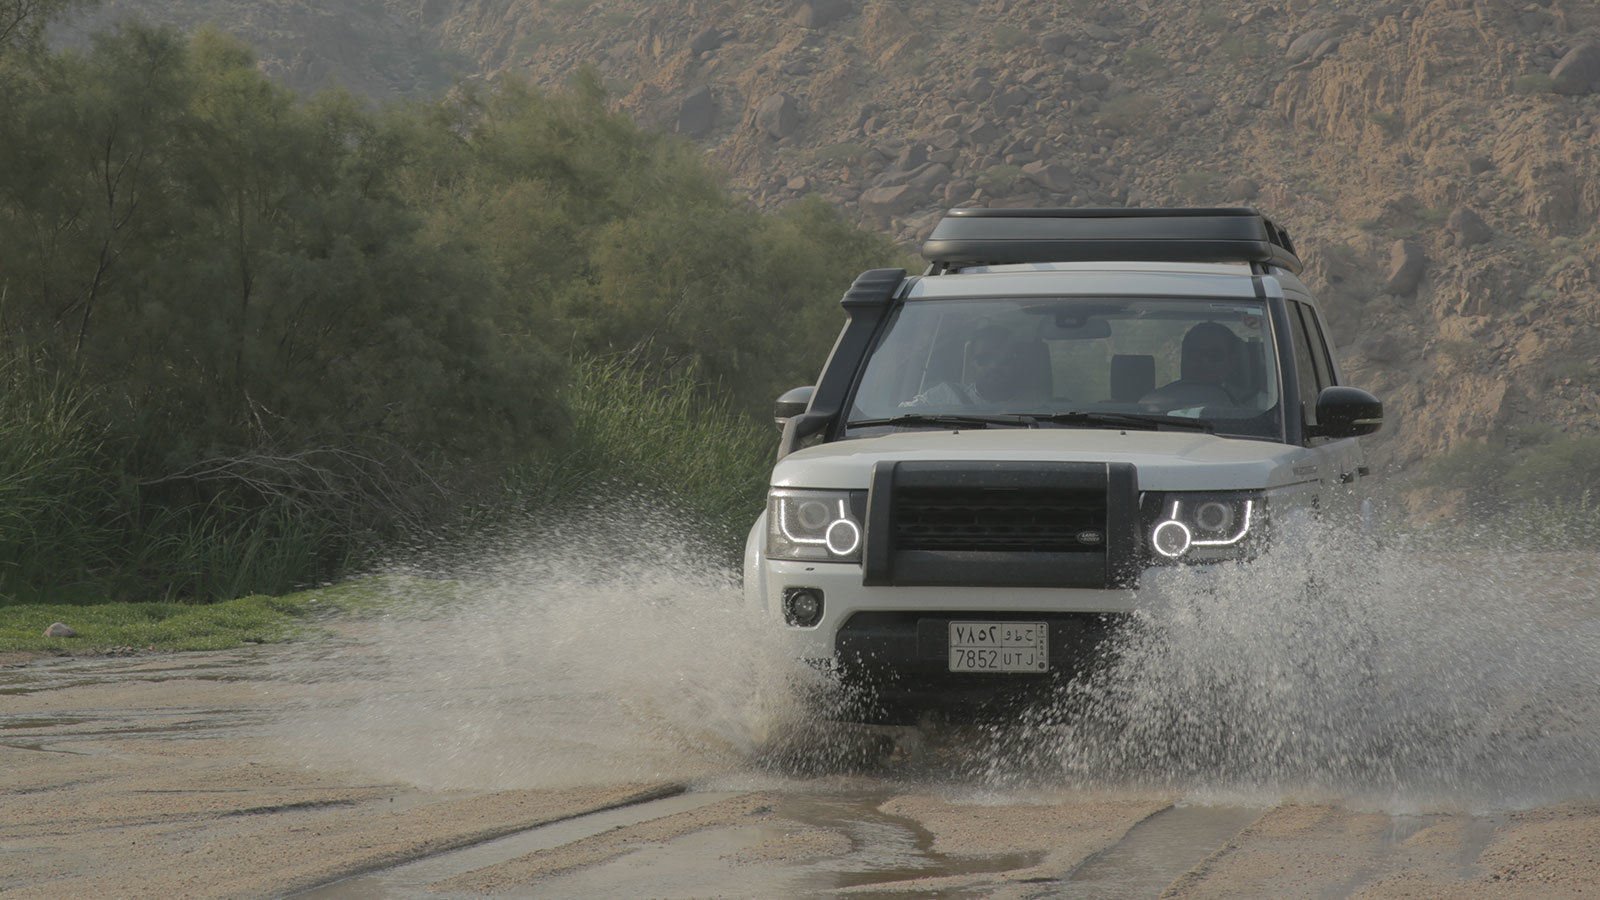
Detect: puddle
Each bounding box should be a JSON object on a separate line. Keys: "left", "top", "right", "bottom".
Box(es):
{"left": 295, "top": 789, "right": 725, "bottom": 898}
{"left": 296, "top": 789, "right": 1046, "bottom": 899}
{"left": 1061, "top": 804, "right": 1263, "bottom": 897}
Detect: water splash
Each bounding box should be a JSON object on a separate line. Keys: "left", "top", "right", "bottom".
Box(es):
{"left": 977, "top": 525, "right": 1600, "bottom": 810}
{"left": 278, "top": 509, "right": 1600, "bottom": 809}
{"left": 276, "top": 506, "right": 810, "bottom": 790}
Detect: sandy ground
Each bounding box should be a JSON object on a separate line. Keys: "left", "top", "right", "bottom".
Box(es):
{"left": 4, "top": 646, "right": 1600, "bottom": 898}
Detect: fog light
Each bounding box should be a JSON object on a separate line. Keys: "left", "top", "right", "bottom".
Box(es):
{"left": 783, "top": 587, "right": 824, "bottom": 627}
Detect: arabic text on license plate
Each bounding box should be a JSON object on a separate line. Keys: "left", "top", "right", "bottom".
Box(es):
{"left": 948, "top": 621, "right": 1048, "bottom": 673}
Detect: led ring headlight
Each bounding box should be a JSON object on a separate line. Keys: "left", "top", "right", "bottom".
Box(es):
{"left": 1151, "top": 519, "right": 1193, "bottom": 558}
{"left": 824, "top": 519, "right": 861, "bottom": 556}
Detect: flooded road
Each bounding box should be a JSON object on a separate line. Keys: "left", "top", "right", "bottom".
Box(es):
{"left": 5, "top": 535, "right": 1600, "bottom": 897}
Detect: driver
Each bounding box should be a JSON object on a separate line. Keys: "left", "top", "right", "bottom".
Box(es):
{"left": 899, "top": 326, "right": 1045, "bottom": 408}
{"left": 1164, "top": 318, "right": 1248, "bottom": 398}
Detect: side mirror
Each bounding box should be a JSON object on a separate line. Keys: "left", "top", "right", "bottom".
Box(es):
{"left": 774, "top": 385, "right": 815, "bottom": 431}
{"left": 1311, "top": 386, "right": 1383, "bottom": 439}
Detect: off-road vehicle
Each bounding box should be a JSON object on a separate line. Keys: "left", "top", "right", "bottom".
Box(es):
{"left": 743, "top": 208, "right": 1383, "bottom": 723}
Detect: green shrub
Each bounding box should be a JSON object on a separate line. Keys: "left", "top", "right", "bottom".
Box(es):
{"left": 1093, "top": 93, "right": 1159, "bottom": 133}
{"left": 1125, "top": 46, "right": 1166, "bottom": 74}
{"left": 990, "top": 25, "right": 1028, "bottom": 52}
{"left": 1513, "top": 74, "right": 1558, "bottom": 94}
{"left": 977, "top": 164, "right": 1024, "bottom": 194}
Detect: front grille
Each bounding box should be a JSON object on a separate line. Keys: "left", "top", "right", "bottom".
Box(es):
{"left": 894, "top": 486, "right": 1104, "bottom": 552}
{"left": 862, "top": 460, "right": 1139, "bottom": 589}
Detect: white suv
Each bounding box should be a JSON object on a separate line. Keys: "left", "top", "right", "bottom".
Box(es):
{"left": 744, "top": 208, "right": 1383, "bottom": 723}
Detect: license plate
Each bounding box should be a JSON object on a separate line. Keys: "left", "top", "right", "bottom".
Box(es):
{"left": 948, "top": 621, "right": 1048, "bottom": 673}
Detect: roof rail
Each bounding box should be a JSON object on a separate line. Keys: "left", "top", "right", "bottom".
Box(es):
{"left": 920, "top": 207, "right": 1302, "bottom": 275}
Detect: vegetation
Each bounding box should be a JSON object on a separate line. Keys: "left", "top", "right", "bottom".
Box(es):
{"left": 1424, "top": 434, "right": 1600, "bottom": 546}
{"left": 1513, "top": 74, "right": 1559, "bottom": 94}
{"left": 0, "top": 6, "right": 899, "bottom": 608}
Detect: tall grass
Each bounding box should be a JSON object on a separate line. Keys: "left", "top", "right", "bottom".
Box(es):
{"left": 1, "top": 353, "right": 779, "bottom": 604}
{"left": 0, "top": 360, "right": 350, "bottom": 604}
{"left": 497, "top": 355, "right": 776, "bottom": 555}
{"left": 0, "top": 363, "right": 117, "bottom": 601}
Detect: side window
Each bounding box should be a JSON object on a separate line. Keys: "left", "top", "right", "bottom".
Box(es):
{"left": 1287, "top": 302, "right": 1322, "bottom": 427}
{"left": 1294, "top": 303, "right": 1337, "bottom": 392}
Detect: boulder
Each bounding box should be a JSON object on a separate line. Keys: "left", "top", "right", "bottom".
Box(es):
{"left": 859, "top": 183, "right": 923, "bottom": 217}
{"left": 45, "top": 622, "right": 77, "bottom": 638}
{"left": 688, "top": 27, "right": 723, "bottom": 55}
{"left": 1286, "top": 27, "right": 1339, "bottom": 64}
{"left": 1022, "top": 160, "right": 1074, "bottom": 193}
{"left": 1039, "top": 32, "right": 1074, "bottom": 54}
{"left": 910, "top": 163, "right": 951, "bottom": 195}
{"left": 793, "top": 0, "right": 853, "bottom": 28}
{"left": 1382, "top": 240, "right": 1426, "bottom": 296}
{"left": 1226, "top": 176, "right": 1259, "bottom": 200}
{"left": 1448, "top": 206, "right": 1493, "bottom": 247}
{"left": 1551, "top": 42, "right": 1600, "bottom": 95}
{"left": 675, "top": 87, "right": 715, "bottom": 137}
{"left": 755, "top": 93, "right": 801, "bottom": 139}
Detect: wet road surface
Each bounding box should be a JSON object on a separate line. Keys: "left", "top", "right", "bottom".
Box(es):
{"left": 5, "top": 643, "right": 1599, "bottom": 898}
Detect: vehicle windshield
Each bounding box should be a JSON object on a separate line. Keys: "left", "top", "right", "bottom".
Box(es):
{"left": 846, "top": 296, "right": 1283, "bottom": 440}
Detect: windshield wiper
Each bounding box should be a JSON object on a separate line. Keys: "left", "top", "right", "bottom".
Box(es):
{"left": 848, "top": 413, "right": 1039, "bottom": 429}
{"left": 1033, "top": 411, "right": 1215, "bottom": 432}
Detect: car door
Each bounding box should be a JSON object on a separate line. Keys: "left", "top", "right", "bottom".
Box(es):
{"left": 1287, "top": 298, "right": 1368, "bottom": 511}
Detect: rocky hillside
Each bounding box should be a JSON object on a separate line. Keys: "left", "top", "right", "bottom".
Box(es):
{"left": 56, "top": 0, "right": 1600, "bottom": 488}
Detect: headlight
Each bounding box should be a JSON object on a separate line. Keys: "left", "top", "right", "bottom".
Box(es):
{"left": 768, "top": 488, "right": 864, "bottom": 562}
{"left": 1145, "top": 491, "right": 1264, "bottom": 562}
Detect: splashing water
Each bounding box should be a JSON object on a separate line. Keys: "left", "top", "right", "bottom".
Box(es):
{"left": 276, "top": 508, "right": 811, "bottom": 790}
{"left": 277, "top": 509, "right": 1600, "bottom": 809}
{"left": 979, "top": 524, "right": 1600, "bottom": 809}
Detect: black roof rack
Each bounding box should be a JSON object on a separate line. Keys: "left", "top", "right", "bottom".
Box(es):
{"left": 920, "top": 207, "right": 1302, "bottom": 275}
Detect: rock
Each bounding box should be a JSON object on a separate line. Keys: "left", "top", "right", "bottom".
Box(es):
{"left": 910, "top": 163, "right": 951, "bottom": 195}
{"left": 1551, "top": 41, "right": 1600, "bottom": 95}
{"left": 688, "top": 27, "right": 723, "bottom": 55}
{"left": 895, "top": 142, "right": 928, "bottom": 170}
{"left": 1078, "top": 71, "right": 1110, "bottom": 94}
{"left": 755, "top": 92, "right": 800, "bottom": 139}
{"left": 786, "top": 175, "right": 810, "bottom": 192}
{"left": 993, "top": 88, "right": 1032, "bottom": 115}
{"left": 1227, "top": 176, "right": 1260, "bottom": 200}
{"left": 1286, "top": 27, "right": 1339, "bottom": 64}
{"left": 1084, "top": 24, "right": 1121, "bottom": 42}
{"left": 937, "top": 113, "right": 964, "bottom": 131}
{"left": 1039, "top": 32, "right": 1073, "bottom": 54}
{"left": 1467, "top": 155, "right": 1494, "bottom": 175}
{"left": 675, "top": 86, "right": 715, "bottom": 137}
{"left": 963, "top": 77, "right": 996, "bottom": 102}
{"left": 793, "top": 0, "right": 853, "bottom": 28}
{"left": 1448, "top": 206, "right": 1493, "bottom": 247}
{"left": 1022, "top": 160, "right": 1074, "bottom": 193}
{"left": 968, "top": 119, "right": 1001, "bottom": 145}
{"left": 944, "top": 179, "right": 975, "bottom": 204}
{"left": 1185, "top": 92, "right": 1215, "bottom": 115}
{"left": 930, "top": 129, "right": 963, "bottom": 150}
{"left": 45, "top": 622, "right": 77, "bottom": 638}
{"left": 859, "top": 183, "right": 923, "bottom": 217}
{"left": 1382, "top": 240, "right": 1426, "bottom": 296}
{"left": 1361, "top": 333, "right": 1403, "bottom": 363}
